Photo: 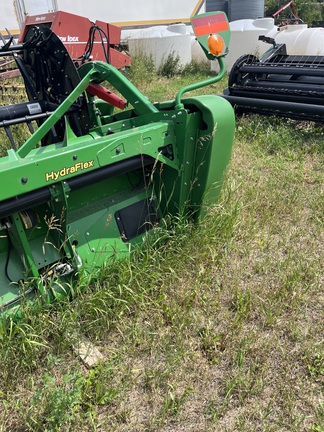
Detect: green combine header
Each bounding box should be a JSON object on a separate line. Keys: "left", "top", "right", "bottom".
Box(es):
{"left": 0, "top": 12, "right": 235, "bottom": 316}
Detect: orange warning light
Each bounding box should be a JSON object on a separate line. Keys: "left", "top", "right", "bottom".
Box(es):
{"left": 207, "top": 33, "right": 225, "bottom": 56}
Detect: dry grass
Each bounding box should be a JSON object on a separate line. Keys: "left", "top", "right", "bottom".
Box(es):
{"left": 0, "top": 64, "right": 323, "bottom": 431}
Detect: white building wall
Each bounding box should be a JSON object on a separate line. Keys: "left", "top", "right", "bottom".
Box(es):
{"left": 1, "top": 0, "right": 205, "bottom": 34}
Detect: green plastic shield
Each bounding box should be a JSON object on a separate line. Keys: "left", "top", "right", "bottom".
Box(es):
{"left": 191, "top": 11, "right": 231, "bottom": 60}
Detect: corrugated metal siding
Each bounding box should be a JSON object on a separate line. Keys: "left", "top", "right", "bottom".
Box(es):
{"left": 206, "top": 0, "right": 228, "bottom": 14}
{"left": 230, "top": 0, "right": 264, "bottom": 21}
{"left": 206, "top": 0, "right": 264, "bottom": 21}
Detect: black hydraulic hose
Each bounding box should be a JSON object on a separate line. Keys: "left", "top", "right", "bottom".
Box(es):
{"left": 79, "top": 25, "right": 110, "bottom": 64}
{"left": 5, "top": 230, "right": 14, "bottom": 283}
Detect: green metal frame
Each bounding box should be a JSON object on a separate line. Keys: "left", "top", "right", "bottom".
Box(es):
{"left": 0, "top": 15, "right": 235, "bottom": 316}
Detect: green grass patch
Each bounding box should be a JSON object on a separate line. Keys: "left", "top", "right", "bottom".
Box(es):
{"left": 0, "top": 60, "right": 323, "bottom": 431}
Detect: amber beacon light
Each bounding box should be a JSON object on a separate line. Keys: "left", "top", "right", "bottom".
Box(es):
{"left": 207, "top": 33, "right": 225, "bottom": 56}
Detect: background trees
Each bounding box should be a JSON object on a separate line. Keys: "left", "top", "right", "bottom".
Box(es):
{"left": 265, "top": 0, "right": 324, "bottom": 25}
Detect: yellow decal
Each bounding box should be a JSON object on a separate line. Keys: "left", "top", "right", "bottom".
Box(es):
{"left": 45, "top": 160, "right": 94, "bottom": 182}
